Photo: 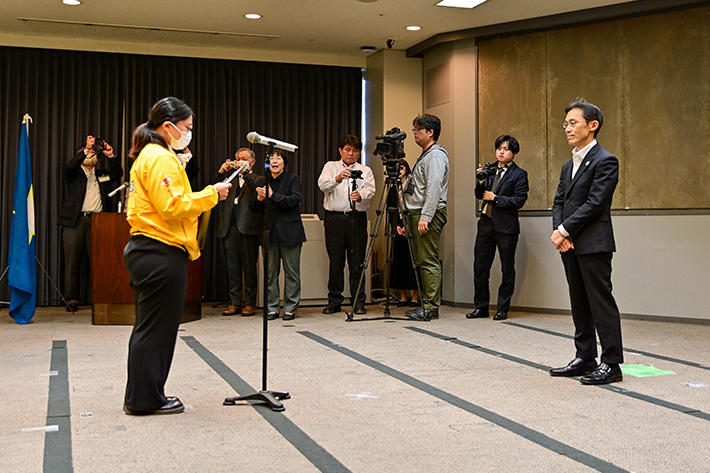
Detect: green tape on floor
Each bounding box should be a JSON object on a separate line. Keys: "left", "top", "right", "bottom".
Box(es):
{"left": 621, "top": 364, "right": 676, "bottom": 377}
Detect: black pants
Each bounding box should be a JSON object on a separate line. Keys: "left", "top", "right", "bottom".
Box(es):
{"left": 562, "top": 250, "right": 624, "bottom": 365}
{"left": 473, "top": 216, "right": 519, "bottom": 314}
{"left": 62, "top": 215, "right": 92, "bottom": 303}
{"left": 221, "top": 224, "right": 259, "bottom": 306}
{"left": 324, "top": 211, "right": 367, "bottom": 307}
{"left": 123, "top": 236, "right": 188, "bottom": 410}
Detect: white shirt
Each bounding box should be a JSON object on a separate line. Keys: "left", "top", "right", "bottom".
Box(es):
{"left": 558, "top": 139, "right": 597, "bottom": 237}
{"left": 571, "top": 139, "right": 597, "bottom": 179}
{"left": 81, "top": 165, "right": 103, "bottom": 213}
{"left": 317, "top": 160, "right": 376, "bottom": 213}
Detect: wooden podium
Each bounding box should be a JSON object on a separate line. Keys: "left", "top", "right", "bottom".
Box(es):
{"left": 90, "top": 213, "right": 202, "bottom": 325}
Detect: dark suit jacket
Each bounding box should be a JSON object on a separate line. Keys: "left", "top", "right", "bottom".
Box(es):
{"left": 213, "top": 169, "right": 263, "bottom": 238}
{"left": 58, "top": 150, "right": 124, "bottom": 228}
{"left": 249, "top": 171, "right": 307, "bottom": 247}
{"left": 475, "top": 162, "right": 529, "bottom": 234}
{"left": 552, "top": 143, "right": 619, "bottom": 255}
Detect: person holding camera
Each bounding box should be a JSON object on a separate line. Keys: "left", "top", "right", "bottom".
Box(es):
{"left": 58, "top": 134, "right": 123, "bottom": 312}
{"left": 317, "top": 135, "right": 376, "bottom": 315}
{"left": 466, "top": 135, "right": 529, "bottom": 321}
{"left": 403, "top": 114, "right": 449, "bottom": 321}
{"left": 213, "top": 148, "right": 263, "bottom": 316}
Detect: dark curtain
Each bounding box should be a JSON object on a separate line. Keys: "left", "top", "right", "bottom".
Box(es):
{"left": 0, "top": 45, "right": 361, "bottom": 305}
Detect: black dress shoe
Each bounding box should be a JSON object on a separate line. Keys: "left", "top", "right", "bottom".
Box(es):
{"left": 354, "top": 305, "right": 367, "bottom": 315}
{"left": 66, "top": 303, "right": 79, "bottom": 313}
{"left": 396, "top": 300, "right": 410, "bottom": 307}
{"left": 322, "top": 305, "right": 341, "bottom": 314}
{"left": 283, "top": 312, "right": 295, "bottom": 321}
{"left": 406, "top": 307, "right": 436, "bottom": 321}
{"left": 465, "top": 308, "right": 489, "bottom": 319}
{"left": 124, "top": 398, "right": 185, "bottom": 416}
{"left": 267, "top": 312, "right": 279, "bottom": 320}
{"left": 580, "top": 363, "right": 623, "bottom": 385}
{"left": 493, "top": 312, "right": 508, "bottom": 320}
{"left": 549, "top": 357, "right": 598, "bottom": 377}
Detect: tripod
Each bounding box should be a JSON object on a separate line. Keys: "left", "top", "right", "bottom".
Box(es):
{"left": 224, "top": 144, "right": 290, "bottom": 411}
{"left": 346, "top": 172, "right": 423, "bottom": 322}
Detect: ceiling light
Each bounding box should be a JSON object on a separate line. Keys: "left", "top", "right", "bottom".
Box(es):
{"left": 436, "top": 0, "right": 488, "bottom": 8}
{"left": 244, "top": 13, "right": 261, "bottom": 19}
{"left": 406, "top": 26, "right": 421, "bottom": 31}
{"left": 62, "top": 0, "right": 81, "bottom": 5}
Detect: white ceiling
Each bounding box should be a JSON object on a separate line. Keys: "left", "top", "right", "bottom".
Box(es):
{"left": 3, "top": 0, "right": 638, "bottom": 60}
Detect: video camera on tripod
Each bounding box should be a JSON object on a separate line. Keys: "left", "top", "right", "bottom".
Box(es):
{"left": 374, "top": 127, "right": 406, "bottom": 181}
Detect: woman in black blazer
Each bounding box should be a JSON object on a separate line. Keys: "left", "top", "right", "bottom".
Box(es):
{"left": 250, "top": 149, "right": 307, "bottom": 321}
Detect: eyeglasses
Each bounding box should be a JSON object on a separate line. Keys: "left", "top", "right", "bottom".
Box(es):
{"left": 562, "top": 119, "right": 586, "bottom": 129}
{"left": 412, "top": 127, "right": 425, "bottom": 133}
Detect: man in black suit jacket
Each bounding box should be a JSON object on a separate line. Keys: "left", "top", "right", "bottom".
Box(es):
{"left": 549, "top": 100, "right": 624, "bottom": 385}
{"left": 466, "top": 135, "right": 529, "bottom": 321}
{"left": 58, "top": 135, "right": 123, "bottom": 312}
{"left": 213, "top": 148, "right": 263, "bottom": 316}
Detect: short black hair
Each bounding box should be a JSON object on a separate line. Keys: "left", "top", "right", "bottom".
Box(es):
{"left": 565, "top": 99, "right": 604, "bottom": 137}
{"left": 413, "top": 113, "right": 441, "bottom": 141}
{"left": 495, "top": 135, "right": 520, "bottom": 155}
{"left": 338, "top": 134, "right": 362, "bottom": 151}
{"left": 271, "top": 148, "right": 287, "bottom": 166}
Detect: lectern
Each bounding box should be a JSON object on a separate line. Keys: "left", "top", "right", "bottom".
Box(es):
{"left": 90, "top": 213, "right": 202, "bottom": 325}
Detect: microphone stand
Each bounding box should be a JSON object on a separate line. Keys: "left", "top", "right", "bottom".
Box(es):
{"left": 224, "top": 143, "right": 290, "bottom": 411}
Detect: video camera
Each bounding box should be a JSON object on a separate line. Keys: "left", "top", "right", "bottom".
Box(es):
{"left": 373, "top": 127, "right": 406, "bottom": 181}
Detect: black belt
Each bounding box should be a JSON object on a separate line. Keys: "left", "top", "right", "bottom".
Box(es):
{"left": 325, "top": 210, "right": 364, "bottom": 215}
{"left": 80, "top": 212, "right": 93, "bottom": 218}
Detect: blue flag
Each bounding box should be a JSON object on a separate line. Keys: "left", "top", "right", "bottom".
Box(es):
{"left": 8, "top": 115, "right": 37, "bottom": 324}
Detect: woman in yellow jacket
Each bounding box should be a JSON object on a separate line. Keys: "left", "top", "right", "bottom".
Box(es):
{"left": 122, "top": 97, "right": 231, "bottom": 416}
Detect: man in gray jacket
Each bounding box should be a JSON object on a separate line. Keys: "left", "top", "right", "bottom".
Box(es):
{"left": 403, "top": 114, "right": 449, "bottom": 321}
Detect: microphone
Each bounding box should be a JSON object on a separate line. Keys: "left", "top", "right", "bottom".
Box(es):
{"left": 247, "top": 132, "right": 298, "bottom": 153}
{"left": 108, "top": 183, "right": 127, "bottom": 198}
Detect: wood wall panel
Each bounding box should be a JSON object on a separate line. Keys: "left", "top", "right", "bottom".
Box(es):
{"left": 478, "top": 6, "right": 710, "bottom": 211}
{"left": 478, "top": 32, "right": 547, "bottom": 210}
{"left": 623, "top": 7, "right": 710, "bottom": 209}
{"left": 546, "top": 20, "right": 625, "bottom": 210}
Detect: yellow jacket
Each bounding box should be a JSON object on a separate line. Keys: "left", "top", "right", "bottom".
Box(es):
{"left": 126, "top": 143, "right": 217, "bottom": 260}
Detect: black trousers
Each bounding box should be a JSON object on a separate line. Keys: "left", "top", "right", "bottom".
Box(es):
{"left": 561, "top": 250, "right": 624, "bottom": 365}
{"left": 123, "top": 236, "right": 188, "bottom": 410}
{"left": 324, "top": 211, "right": 367, "bottom": 307}
{"left": 473, "top": 216, "right": 519, "bottom": 313}
{"left": 221, "top": 224, "right": 259, "bottom": 306}
{"left": 62, "top": 215, "right": 92, "bottom": 303}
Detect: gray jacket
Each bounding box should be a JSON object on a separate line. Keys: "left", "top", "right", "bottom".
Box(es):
{"left": 404, "top": 144, "right": 449, "bottom": 222}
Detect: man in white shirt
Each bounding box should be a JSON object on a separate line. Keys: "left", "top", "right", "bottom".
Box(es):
{"left": 549, "top": 100, "right": 623, "bottom": 385}
{"left": 317, "top": 135, "right": 376, "bottom": 314}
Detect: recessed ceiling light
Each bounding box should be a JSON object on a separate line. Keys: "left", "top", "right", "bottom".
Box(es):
{"left": 436, "top": 0, "right": 488, "bottom": 8}
{"left": 406, "top": 26, "right": 421, "bottom": 31}
{"left": 245, "top": 13, "right": 261, "bottom": 20}
{"left": 62, "top": 0, "right": 81, "bottom": 5}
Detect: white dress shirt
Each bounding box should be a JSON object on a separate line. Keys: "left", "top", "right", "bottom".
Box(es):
{"left": 317, "top": 160, "right": 376, "bottom": 213}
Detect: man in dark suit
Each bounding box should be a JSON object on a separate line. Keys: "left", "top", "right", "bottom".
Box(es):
{"left": 58, "top": 134, "right": 123, "bottom": 312}
{"left": 549, "top": 100, "right": 624, "bottom": 385}
{"left": 213, "top": 148, "right": 263, "bottom": 316}
{"left": 466, "top": 135, "right": 529, "bottom": 321}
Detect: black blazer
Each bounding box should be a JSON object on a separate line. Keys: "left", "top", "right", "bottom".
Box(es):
{"left": 475, "top": 162, "right": 529, "bottom": 234}
{"left": 552, "top": 143, "right": 618, "bottom": 255}
{"left": 249, "top": 171, "right": 307, "bottom": 246}
{"left": 213, "top": 170, "right": 263, "bottom": 238}
{"left": 58, "top": 150, "right": 123, "bottom": 228}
